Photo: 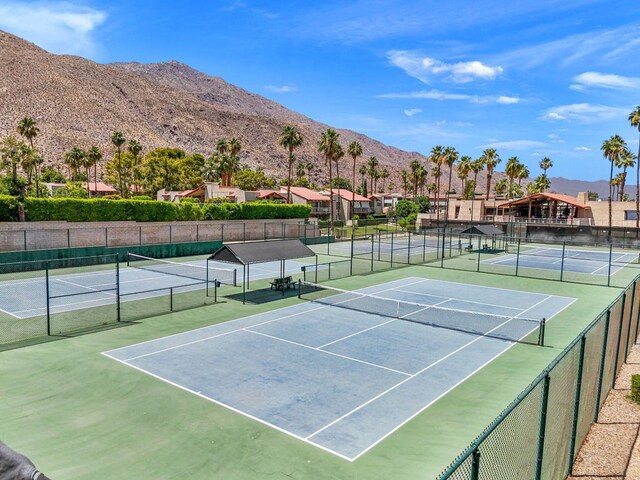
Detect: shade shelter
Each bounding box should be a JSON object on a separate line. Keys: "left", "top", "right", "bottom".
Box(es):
{"left": 460, "top": 224, "right": 506, "bottom": 251}
{"left": 209, "top": 239, "right": 317, "bottom": 303}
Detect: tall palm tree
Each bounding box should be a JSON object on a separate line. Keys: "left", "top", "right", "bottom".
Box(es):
{"left": 601, "top": 135, "right": 627, "bottom": 238}
{"left": 85, "top": 146, "right": 102, "bottom": 198}
{"left": 347, "top": 141, "right": 363, "bottom": 219}
{"left": 457, "top": 156, "right": 471, "bottom": 195}
{"left": 64, "top": 147, "right": 85, "bottom": 181}
{"left": 333, "top": 144, "right": 345, "bottom": 190}
{"left": 417, "top": 165, "right": 429, "bottom": 195}
{"left": 470, "top": 158, "right": 485, "bottom": 221}
{"left": 429, "top": 145, "right": 445, "bottom": 226}
{"left": 305, "top": 161, "right": 314, "bottom": 179}
{"left": 318, "top": 129, "right": 341, "bottom": 231}
{"left": 408, "top": 159, "right": 422, "bottom": 197}
{"left": 295, "top": 161, "right": 306, "bottom": 180}
{"left": 16, "top": 117, "right": 39, "bottom": 150}
{"left": 128, "top": 139, "right": 143, "bottom": 193}
{"left": 505, "top": 156, "right": 521, "bottom": 200}
{"left": 482, "top": 148, "right": 501, "bottom": 199}
{"left": 358, "top": 164, "right": 368, "bottom": 195}
{"left": 111, "top": 131, "right": 126, "bottom": 196}
{"left": 278, "top": 125, "right": 303, "bottom": 203}
{"left": 367, "top": 156, "right": 379, "bottom": 192}
{"left": 517, "top": 164, "right": 530, "bottom": 186}
{"left": 628, "top": 106, "right": 640, "bottom": 231}
{"left": 400, "top": 169, "right": 410, "bottom": 196}
{"left": 616, "top": 149, "right": 636, "bottom": 201}
{"left": 380, "top": 168, "right": 390, "bottom": 191}
{"left": 443, "top": 146, "right": 458, "bottom": 225}
{"left": 539, "top": 157, "right": 553, "bottom": 175}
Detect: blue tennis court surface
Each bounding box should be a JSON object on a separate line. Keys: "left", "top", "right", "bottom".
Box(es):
{"left": 482, "top": 246, "right": 638, "bottom": 275}
{"left": 0, "top": 258, "right": 309, "bottom": 319}
{"left": 104, "top": 277, "right": 575, "bottom": 460}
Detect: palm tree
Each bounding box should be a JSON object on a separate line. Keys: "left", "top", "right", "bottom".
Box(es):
{"left": 616, "top": 149, "right": 636, "bottom": 201}
{"left": 85, "top": 146, "right": 102, "bottom": 198}
{"left": 358, "top": 164, "right": 368, "bottom": 195}
{"left": 470, "top": 158, "right": 485, "bottom": 221}
{"left": 409, "top": 159, "right": 422, "bottom": 197}
{"left": 400, "top": 169, "right": 410, "bottom": 196}
{"left": 611, "top": 173, "right": 624, "bottom": 202}
{"left": 482, "top": 148, "right": 501, "bottom": 199}
{"left": 295, "top": 161, "right": 306, "bottom": 180}
{"left": 347, "top": 141, "right": 363, "bottom": 219}
{"left": 429, "top": 145, "right": 445, "bottom": 226}
{"left": 505, "top": 156, "right": 521, "bottom": 200}
{"left": 64, "top": 147, "right": 85, "bottom": 180}
{"left": 443, "top": 146, "right": 458, "bottom": 225}
{"left": 318, "top": 129, "right": 341, "bottom": 231}
{"left": 111, "top": 131, "right": 126, "bottom": 196}
{"left": 215, "top": 138, "right": 228, "bottom": 155}
{"left": 601, "top": 135, "right": 628, "bottom": 238}
{"left": 128, "top": 139, "right": 143, "bottom": 193}
{"left": 367, "top": 156, "right": 379, "bottom": 192}
{"left": 305, "top": 161, "right": 314, "bottom": 179}
{"left": 16, "top": 117, "right": 39, "bottom": 149}
{"left": 628, "top": 106, "right": 640, "bottom": 231}
{"left": 278, "top": 125, "right": 304, "bottom": 203}
{"left": 417, "top": 165, "right": 429, "bottom": 195}
{"left": 539, "top": 157, "right": 553, "bottom": 175}
{"left": 457, "top": 156, "right": 471, "bottom": 194}
{"left": 227, "top": 138, "right": 242, "bottom": 186}
{"left": 517, "top": 164, "right": 530, "bottom": 186}
{"left": 380, "top": 168, "right": 390, "bottom": 191}
{"left": 333, "top": 144, "right": 345, "bottom": 191}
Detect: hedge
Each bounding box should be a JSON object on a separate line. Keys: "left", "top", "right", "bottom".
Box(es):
{"left": 0, "top": 196, "right": 310, "bottom": 222}
{"left": 201, "top": 202, "right": 310, "bottom": 220}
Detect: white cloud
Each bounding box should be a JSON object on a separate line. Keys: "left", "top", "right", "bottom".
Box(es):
{"left": 403, "top": 109, "right": 422, "bottom": 117}
{"left": 387, "top": 50, "right": 503, "bottom": 84}
{"left": 435, "top": 120, "right": 473, "bottom": 127}
{"left": 496, "top": 96, "right": 520, "bottom": 104}
{"left": 575, "top": 146, "right": 592, "bottom": 151}
{"left": 481, "top": 140, "right": 548, "bottom": 149}
{"left": 570, "top": 72, "right": 640, "bottom": 91}
{"left": 547, "top": 133, "right": 560, "bottom": 139}
{"left": 379, "top": 89, "right": 520, "bottom": 105}
{"left": 0, "top": 1, "right": 106, "bottom": 57}
{"left": 540, "top": 103, "right": 629, "bottom": 123}
{"left": 264, "top": 85, "right": 297, "bottom": 93}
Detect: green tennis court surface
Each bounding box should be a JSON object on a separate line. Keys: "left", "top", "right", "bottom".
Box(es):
{"left": 0, "top": 265, "right": 624, "bottom": 479}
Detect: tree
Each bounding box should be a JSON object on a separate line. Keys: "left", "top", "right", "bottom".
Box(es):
{"left": 128, "top": 139, "right": 143, "bottom": 193}
{"left": 628, "top": 106, "right": 640, "bottom": 231}
{"left": 348, "top": 141, "right": 363, "bottom": 220}
{"left": 318, "top": 128, "right": 341, "bottom": 230}
{"left": 380, "top": 168, "right": 390, "bottom": 191}
{"left": 400, "top": 169, "right": 410, "bottom": 196}
{"left": 516, "top": 164, "right": 530, "bottom": 186}
{"left": 40, "top": 166, "right": 65, "bottom": 183}
{"left": 333, "top": 144, "right": 345, "bottom": 195}
{"left": 64, "top": 147, "right": 85, "bottom": 180}
{"left": 443, "top": 146, "right": 458, "bottom": 225}
{"left": 616, "top": 149, "right": 635, "bottom": 201}
{"left": 482, "top": 148, "right": 501, "bottom": 200}
{"left": 16, "top": 117, "right": 39, "bottom": 150}
{"left": 414, "top": 195, "right": 430, "bottom": 213}
{"left": 470, "top": 158, "right": 485, "bottom": 221}
{"left": 539, "top": 157, "right": 553, "bottom": 175}
{"left": 527, "top": 175, "right": 550, "bottom": 194}
{"left": 305, "top": 161, "right": 314, "bottom": 179}
{"left": 278, "top": 125, "right": 303, "bottom": 204}
{"left": 330, "top": 177, "right": 352, "bottom": 190}
{"left": 367, "top": 156, "right": 379, "bottom": 194}
{"left": 358, "top": 164, "right": 368, "bottom": 195}
{"left": 601, "top": 135, "right": 627, "bottom": 238}
{"left": 84, "top": 146, "right": 102, "bottom": 198}
{"left": 457, "top": 156, "right": 471, "bottom": 194}
{"left": 494, "top": 178, "right": 508, "bottom": 196}
{"left": 295, "top": 161, "right": 306, "bottom": 180}
{"left": 111, "top": 131, "right": 126, "bottom": 196}
{"left": 505, "top": 156, "right": 520, "bottom": 199}
{"left": 233, "top": 167, "right": 275, "bottom": 191}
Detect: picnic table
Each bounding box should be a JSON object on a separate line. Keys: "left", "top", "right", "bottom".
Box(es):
{"left": 270, "top": 275, "right": 295, "bottom": 291}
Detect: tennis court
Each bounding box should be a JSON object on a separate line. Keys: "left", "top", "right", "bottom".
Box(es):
{"left": 104, "top": 276, "right": 575, "bottom": 460}
{"left": 332, "top": 234, "right": 444, "bottom": 256}
{"left": 0, "top": 255, "right": 310, "bottom": 319}
{"left": 482, "top": 245, "right": 639, "bottom": 276}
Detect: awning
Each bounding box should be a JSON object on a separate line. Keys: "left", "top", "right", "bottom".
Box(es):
{"left": 460, "top": 225, "right": 504, "bottom": 236}
{"left": 209, "top": 239, "right": 316, "bottom": 265}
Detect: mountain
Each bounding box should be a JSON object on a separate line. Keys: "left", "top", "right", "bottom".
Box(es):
{"left": 0, "top": 29, "right": 438, "bottom": 189}
{"left": 549, "top": 177, "right": 637, "bottom": 200}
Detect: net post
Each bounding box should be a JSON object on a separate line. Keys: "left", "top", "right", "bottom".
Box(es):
{"left": 233, "top": 268, "right": 237, "bottom": 287}
{"left": 423, "top": 230, "right": 427, "bottom": 263}
{"left": 45, "top": 262, "right": 51, "bottom": 336}
{"left": 612, "top": 292, "right": 627, "bottom": 384}
{"left": 298, "top": 279, "right": 302, "bottom": 299}
{"left": 170, "top": 287, "right": 174, "bottom": 311}
{"left": 594, "top": 310, "right": 611, "bottom": 419}
{"left": 350, "top": 229, "right": 354, "bottom": 276}
{"left": 116, "top": 259, "right": 121, "bottom": 322}
{"left": 515, "top": 238, "right": 521, "bottom": 276}
{"left": 205, "top": 258, "right": 210, "bottom": 297}
{"left": 242, "top": 265, "right": 246, "bottom": 305}
{"left": 328, "top": 262, "right": 331, "bottom": 280}
{"left": 476, "top": 241, "right": 481, "bottom": 272}
{"left": 214, "top": 280, "right": 218, "bottom": 303}
{"left": 390, "top": 232, "right": 394, "bottom": 268}
{"left": 538, "top": 318, "right": 546, "bottom": 346}
{"left": 377, "top": 229, "right": 381, "bottom": 261}
{"left": 407, "top": 231, "right": 411, "bottom": 264}
{"left": 607, "top": 243, "right": 613, "bottom": 287}
{"left": 470, "top": 448, "right": 481, "bottom": 480}
{"left": 568, "top": 334, "right": 587, "bottom": 471}
{"left": 370, "top": 235, "right": 374, "bottom": 272}
{"left": 560, "top": 242, "right": 566, "bottom": 282}
{"left": 535, "top": 373, "right": 551, "bottom": 480}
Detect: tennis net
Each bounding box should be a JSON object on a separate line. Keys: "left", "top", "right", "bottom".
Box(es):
{"left": 298, "top": 280, "right": 545, "bottom": 345}
{"left": 126, "top": 253, "right": 237, "bottom": 286}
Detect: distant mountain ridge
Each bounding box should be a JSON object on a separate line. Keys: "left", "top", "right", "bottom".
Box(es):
{"left": 549, "top": 177, "right": 638, "bottom": 199}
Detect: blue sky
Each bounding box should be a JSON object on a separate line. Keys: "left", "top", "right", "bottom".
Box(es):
{"left": 1, "top": 0, "right": 639, "bottom": 181}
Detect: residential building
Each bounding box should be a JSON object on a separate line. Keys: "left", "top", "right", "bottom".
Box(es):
{"left": 322, "top": 188, "right": 372, "bottom": 221}
{"left": 370, "top": 193, "right": 404, "bottom": 214}
{"left": 281, "top": 186, "right": 331, "bottom": 219}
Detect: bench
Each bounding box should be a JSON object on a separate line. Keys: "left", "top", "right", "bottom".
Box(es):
{"left": 464, "top": 244, "right": 474, "bottom": 253}
{"left": 270, "top": 276, "right": 295, "bottom": 291}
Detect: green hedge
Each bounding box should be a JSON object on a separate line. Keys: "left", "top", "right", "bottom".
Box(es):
{"left": 201, "top": 202, "right": 310, "bottom": 220}
{"left": 0, "top": 196, "right": 310, "bottom": 222}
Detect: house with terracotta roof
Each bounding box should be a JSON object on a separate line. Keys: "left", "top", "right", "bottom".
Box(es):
{"left": 280, "top": 186, "right": 331, "bottom": 218}
{"left": 321, "top": 188, "right": 372, "bottom": 221}
{"left": 369, "top": 193, "right": 405, "bottom": 214}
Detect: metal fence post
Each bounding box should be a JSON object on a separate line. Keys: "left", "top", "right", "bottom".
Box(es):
{"left": 371, "top": 235, "right": 374, "bottom": 272}
{"left": 116, "top": 259, "right": 121, "bottom": 322}
{"left": 476, "top": 243, "right": 481, "bottom": 272}
{"left": 350, "top": 230, "right": 355, "bottom": 276}
{"left": 390, "top": 232, "right": 394, "bottom": 268}
{"left": 568, "top": 335, "right": 587, "bottom": 471}
{"left": 515, "top": 239, "right": 521, "bottom": 276}
{"left": 613, "top": 293, "right": 627, "bottom": 383}
{"left": 594, "top": 311, "right": 611, "bottom": 419}
{"left": 170, "top": 287, "right": 174, "bottom": 311}
{"left": 407, "top": 231, "right": 411, "bottom": 264}
{"left": 625, "top": 282, "right": 636, "bottom": 360}
{"left": 45, "top": 263, "right": 51, "bottom": 336}
{"left": 221, "top": 223, "right": 225, "bottom": 243}
{"left": 23, "top": 229, "right": 27, "bottom": 251}
{"left": 560, "top": 242, "right": 566, "bottom": 282}
{"left": 470, "top": 448, "right": 481, "bottom": 480}
{"left": 535, "top": 374, "right": 551, "bottom": 480}
{"left": 607, "top": 243, "right": 613, "bottom": 287}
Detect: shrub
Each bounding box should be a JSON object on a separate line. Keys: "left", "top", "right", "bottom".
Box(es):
{"left": 102, "top": 194, "right": 122, "bottom": 200}
{"left": 0, "top": 194, "right": 18, "bottom": 221}
{"left": 395, "top": 199, "right": 419, "bottom": 219}
{"left": 204, "top": 197, "right": 232, "bottom": 203}
{"left": 131, "top": 195, "right": 153, "bottom": 201}
{"left": 202, "top": 202, "right": 310, "bottom": 221}
{"left": 179, "top": 197, "right": 200, "bottom": 204}
{"left": 632, "top": 375, "right": 640, "bottom": 404}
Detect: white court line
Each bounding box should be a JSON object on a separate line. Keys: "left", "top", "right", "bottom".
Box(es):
{"left": 396, "top": 289, "right": 524, "bottom": 312}
{"left": 0, "top": 304, "right": 21, "bottom": 319}
{"left": 305, "top": 294, "right": 553, "bottom": 443}
{"left": 120, "top": 278, "right": 431, "bottom": 362}
{"left": 54, "top": 278, "right": 117, "bottom": 297}
{"left": 247, "top": 328, "right": 412, "bottom": 376}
